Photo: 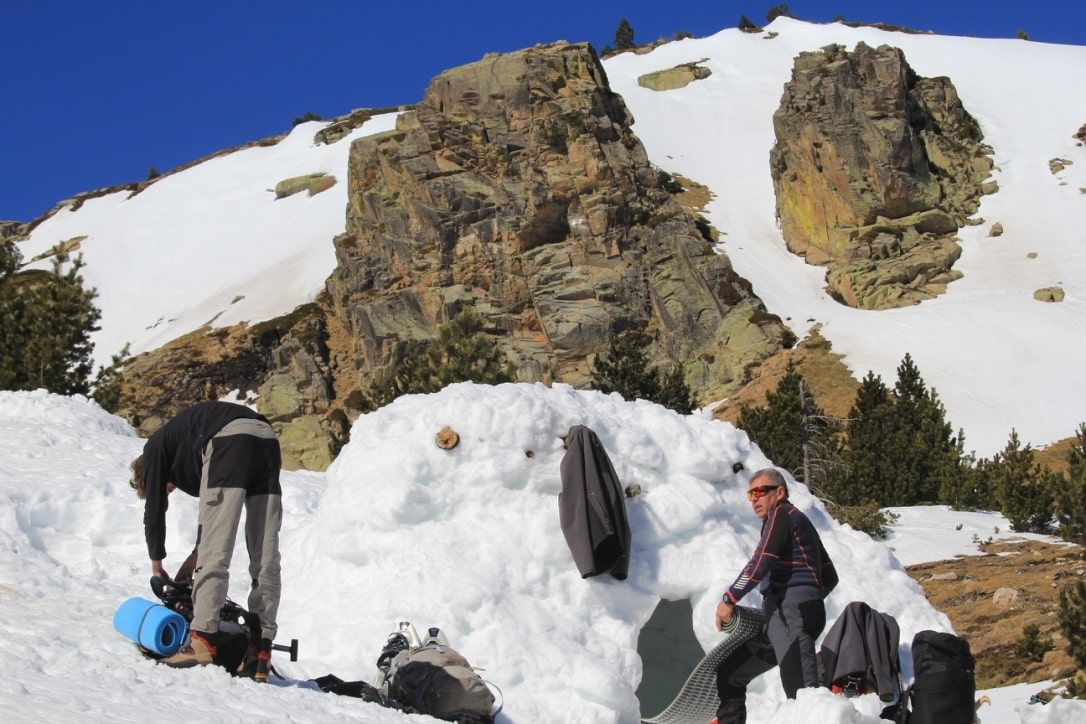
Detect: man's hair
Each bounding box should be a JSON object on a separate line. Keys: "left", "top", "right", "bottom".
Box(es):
{"left": 751, "top": 467, "right": 788, "bottom": 496}
{"left": 130, "top": 455, "right": 146, "bottom": 500}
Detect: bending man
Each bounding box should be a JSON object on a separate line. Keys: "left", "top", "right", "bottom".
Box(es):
{"left": 714, "top": 468, "right": 837, "bottom": 723}
{"left": 130, "top": 401, "right": 282, "bottom": 669}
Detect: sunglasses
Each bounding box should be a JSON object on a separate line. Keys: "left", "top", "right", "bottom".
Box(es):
{"left": 746, "top": 484, "right": 781, "bottom": 501}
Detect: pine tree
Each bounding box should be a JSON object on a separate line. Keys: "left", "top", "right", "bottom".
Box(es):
{"left": 837, "top": 371, "right": 894, "bottom": 505}
{"left": 737, "top": 361, "right": 841, "bottom": 490}
{"left": 1059, "top": 580, "right": 1086, "bottom": 670}
{"left": 766, "top": 3, "right": 793, "bottom": 23}
{"left": 1056, "top": 424, "right": 1086, "bottom": 547}
{"left": 993, "top": 430, "right": 1054, "bottom": 532}
{"left": 92, "top": 343, "right": 131, "bottom": 413}
{"left": 658, "top": 365, "right": 695, "bottom": 416}
{"left": 378, "top": 308, "right": 515, "bottom": 403}
{"left": 614, "top": 18, "right": 635, "bottom": 50}
{"left": 591, "top": 331, "right": 694, "bottom": 414}
{"left": 592, "top": 331, "right": 658, "bottom": 402}
{"left": 738, "top": 15, "right": 760, "bottom": 32}
{"left": 0, "top": 245, "right": 100, "bottom": 395}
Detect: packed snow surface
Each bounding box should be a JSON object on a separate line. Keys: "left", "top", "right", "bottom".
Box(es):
{"left": 18, "top": 112, "right": 399, "bottom": 369}
{"left": 605, "top": 18, "right": 1086, "bottom": 456}
{"left": 2, "top": 386, "right": 1080, "bottom": 722}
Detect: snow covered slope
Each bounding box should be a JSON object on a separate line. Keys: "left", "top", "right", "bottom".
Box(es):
{"left": 603, "top": 18, "right": 1086, "bottom": 456}
{"left": 18, "top": 113, "right": 399, "bottom": 369}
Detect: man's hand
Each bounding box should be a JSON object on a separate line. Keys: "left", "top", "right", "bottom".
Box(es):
{"left": 716, "top": 600, "right": 735, "bottom": 631}
{"left": 151, "top": 560, "right": 170, "bottom": 580}
{"left": 175, "top": 549, "right": 198, "bottom": 582}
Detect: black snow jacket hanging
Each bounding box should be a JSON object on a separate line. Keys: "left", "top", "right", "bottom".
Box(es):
{"left": 817, "top": 601, "right": 902, "bottom": 700}
{"left": 558, "top": 425, "right": 631, "bottom": 580}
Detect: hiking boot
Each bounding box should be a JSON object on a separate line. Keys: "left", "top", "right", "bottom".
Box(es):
{"left": 161, "top": 630, "right": 218, "bottom": 668}
{"left": 253, "top": 638, "right": 272, "bottom": 682}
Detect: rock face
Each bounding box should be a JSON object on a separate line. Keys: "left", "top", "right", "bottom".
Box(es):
{"left": 770, "top": 42, "right": 994, "bottom": 309}
{"left": 113, "top": 42, "right": 790, "bottom": 469}
{"left": 114, "top": 303, "right": 347, "bottom": 470}
{"left": 274, "top": 173, "right": 336, "bottom": 199}
{"left": 325, "top": 41, "right": 789, "bottom": 401}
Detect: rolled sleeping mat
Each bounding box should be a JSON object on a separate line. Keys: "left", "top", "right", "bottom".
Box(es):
{"left": 113, "top": 597, "right": 189, "bottom": 656}
{"left": 642, "top": 605, "right": 767, "bottom": 724}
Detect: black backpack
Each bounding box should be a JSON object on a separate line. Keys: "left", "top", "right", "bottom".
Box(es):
{"left": 908, "top": 631, "right": 975, "bottom": 724}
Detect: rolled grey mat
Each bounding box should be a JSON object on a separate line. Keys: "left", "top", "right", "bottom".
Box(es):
{"left": 642, "top": 605, "right": 766, "bottom": 724}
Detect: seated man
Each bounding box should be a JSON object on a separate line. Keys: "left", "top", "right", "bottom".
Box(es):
{"left": 714, "top": 468, "right": 838, "bottom": 724}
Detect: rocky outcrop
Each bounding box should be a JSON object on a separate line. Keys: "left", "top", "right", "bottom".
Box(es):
{"left": 325, "top": 41, "right": 790, "bottom": 402}
{"left": 770, "top": 42, "right": 994, "bottom": 309}
{"left": 637, "top": 61, "right": 712, "bottom": 91}
{"left": 1049, "top": 158, "right": 1072, "bottom": 174}
{"left": 1034, "top": 287, "right": 1065, "bottom": 303}
{"left": 274, "top": 173, "right": 336, "bottom": 199}
{"left": 114, "top": 303, "right": 347, "bottom": 470}
{"left": 112, "top": 42, "right": 791, "bottom": 469}
{"left": 313, "top": 105, "right": 411, "bottom": 146}
{"left": 1074, "top": 123, "right": 1086, "bottom": 145}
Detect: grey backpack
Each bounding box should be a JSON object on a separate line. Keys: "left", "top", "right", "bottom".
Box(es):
{"left": 382, "top": 636, "right": 496, "bottom": 723}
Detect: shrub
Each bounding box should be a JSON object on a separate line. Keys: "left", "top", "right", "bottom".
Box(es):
{"left": 657, "top": 169, "right": 684, "bottom": 194}
{"left": 826, "top": 499, "right": 899, "bottom": 540}
{"left": 738, "top": 15, "right": 761, "bottom": 32}
{"left": 377, "top": 308, "right": 515, "bottom": 404}
{"left": 1014, "top": 624, "right": 1054, "bottom": 663}
{"left": 291, "top": 111, "right": 322, "bottom": 127}
{"left": 146, "top": 165, "right": 161, "bottom": 180}
{"left": 92, "top": 343, "right": 131, "bottom": 413}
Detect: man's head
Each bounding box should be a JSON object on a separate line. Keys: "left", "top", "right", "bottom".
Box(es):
{"left": 747, "top": 468, "right": 788, "bottom": 519}
{"left": 129, "top": 455, "right": 146, "bottom": 499}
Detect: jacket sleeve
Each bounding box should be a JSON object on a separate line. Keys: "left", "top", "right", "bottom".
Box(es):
{"left": 725, "top": 505, "right": 789, "bottom": 603}
{"left": 141, "top": 434, "right": 170, "bottom": 561}
{"left": 819, "top": 539, "right": 839, "bottom": 595}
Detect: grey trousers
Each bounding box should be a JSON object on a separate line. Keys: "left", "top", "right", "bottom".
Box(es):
{"left": 191, "top": 418, "right": 283, "bottom": 640}
{"left": 715, "top": 586, "right": 827, "bottom": 723}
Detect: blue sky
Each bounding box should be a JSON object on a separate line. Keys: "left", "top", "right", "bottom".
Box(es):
{"left": 2, "top": 0, "right": 1083, "bottom": 222}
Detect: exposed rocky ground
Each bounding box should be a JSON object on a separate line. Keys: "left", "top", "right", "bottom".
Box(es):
{"left": 907, "top": 539, "right": 1081, "bottom": 689}
{"left": 770, "top": 42, "right": 994, "bottom": 309}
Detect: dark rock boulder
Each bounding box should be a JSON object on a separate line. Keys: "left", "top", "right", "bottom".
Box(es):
{"left": 770, "top": 42, "right": 994, "bottom": 309}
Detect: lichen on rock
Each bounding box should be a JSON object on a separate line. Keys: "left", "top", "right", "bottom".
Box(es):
{"left": 637, "top": 61, "right": 712, "bottom": 91}
{"left": 769, "top": 42, "right": 993, "bottom": 309}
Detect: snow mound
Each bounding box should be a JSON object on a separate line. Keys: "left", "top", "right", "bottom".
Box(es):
{"left": 280, "top": 382, "right": 948, "bottom": 722}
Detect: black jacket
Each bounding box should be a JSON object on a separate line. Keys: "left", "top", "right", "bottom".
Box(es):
{"left": 141, "top": 401, "right": 267, "bottom": 560}
{"left": 817, "top": 601, "right": 902, "bottom": 699}
{"left": 558, "top": 425, "right": 631, "bottom": 580}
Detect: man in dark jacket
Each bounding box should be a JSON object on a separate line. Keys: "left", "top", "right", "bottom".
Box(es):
{"left": 713, "top": 468, "right": 838, "bottom": 723}
{"left": 130, "top": 401, "right": 282, "bottom": 671}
